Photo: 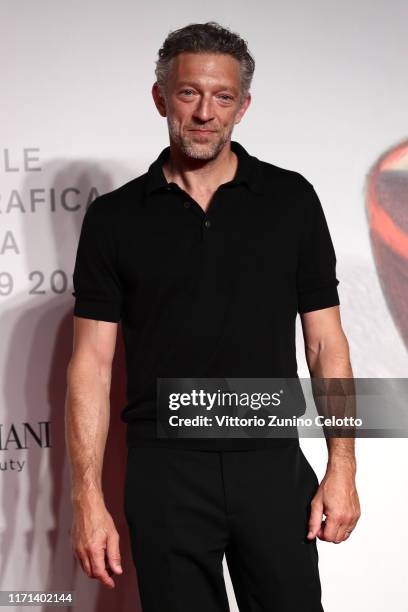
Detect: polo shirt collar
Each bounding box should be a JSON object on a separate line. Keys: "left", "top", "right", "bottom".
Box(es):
{"left": 143, "top": 140, "right": 265, "bottom": 199}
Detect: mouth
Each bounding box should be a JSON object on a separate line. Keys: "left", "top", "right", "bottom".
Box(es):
{"left": 189, "top": 129, "right": 216, "bottom": 133}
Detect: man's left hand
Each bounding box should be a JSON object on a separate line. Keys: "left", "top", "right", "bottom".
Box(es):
{"left": 307, "top": 461, "right": 361, "bottom": 543}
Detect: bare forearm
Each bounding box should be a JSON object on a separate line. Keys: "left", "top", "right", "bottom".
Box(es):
{"left": 307, "top": 332, "right": 356, "bottom": 468}
{"left": 65, "top": 358, "right": 111, "bottom": 503}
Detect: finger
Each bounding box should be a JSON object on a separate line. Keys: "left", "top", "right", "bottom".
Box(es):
{"left": 339, "top": 525, "right": 355, "bottom": 542}
{"left": 321, "top": 515, "right": 342, "bottom": 542}
{"left": 89, "top": 547, "right": 115, "bottom": 588}
{"left": 106, "top": 531, "right": 123, "bottom": 575}
{"left": 334, "top": 524, "right": 347, "bottom": 543}
{"left": 76, "top": 550, "right": 92, "bottom": 577}
{"left": 315, "top": 520, "right": 326, "bottom": 540}
{"left": 307, "top": 499, "right": 324, "bottom": 539}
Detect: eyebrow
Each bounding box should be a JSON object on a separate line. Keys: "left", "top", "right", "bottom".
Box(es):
{"left": 177, "top": 81, "right": 237, "bottom": 93}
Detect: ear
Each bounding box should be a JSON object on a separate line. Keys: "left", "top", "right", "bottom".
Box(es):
{"left": 234, "top": 92, "right": 252, "bottom": 125}
{"left": 152, "top": 82, "right": 167, "bottom": 117}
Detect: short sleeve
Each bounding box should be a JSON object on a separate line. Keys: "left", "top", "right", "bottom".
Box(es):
{"left": 71, "top": 196, "right": 123, "bottom": 322}
{"left": 296, "top": 180, "right": 340, "bottom": 314}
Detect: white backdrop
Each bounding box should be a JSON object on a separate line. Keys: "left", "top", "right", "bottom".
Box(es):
{"left": 1, "top": 1, "right": 408, "bottom": 610}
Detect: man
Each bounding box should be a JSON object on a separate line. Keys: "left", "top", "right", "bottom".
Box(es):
{"left": 65, "top": 21, "right": 361, "bottom": 612}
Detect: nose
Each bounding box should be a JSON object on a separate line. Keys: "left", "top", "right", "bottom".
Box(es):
{"left": 192, "top": 94, "right": 215, "bottom": 123}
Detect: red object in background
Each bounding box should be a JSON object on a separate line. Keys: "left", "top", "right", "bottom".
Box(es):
{"left": 366, "top": 139, "right": 408, "bottom": 350}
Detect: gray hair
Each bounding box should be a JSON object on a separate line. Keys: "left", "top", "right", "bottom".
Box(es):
{"left": 155, "top": 21, "right": 255, "bottom": 107}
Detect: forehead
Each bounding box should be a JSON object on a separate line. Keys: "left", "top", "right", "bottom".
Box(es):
{"left": 169, "top": 52, "right": 240, "bottom": 86}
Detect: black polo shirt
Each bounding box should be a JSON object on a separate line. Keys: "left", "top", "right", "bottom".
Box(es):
{"left": 71, "top": 140, "right": 340, "bottom": 450}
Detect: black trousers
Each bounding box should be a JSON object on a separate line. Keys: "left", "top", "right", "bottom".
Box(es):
{"left": 124, "top": 442, "right": 324, "bottom": 612}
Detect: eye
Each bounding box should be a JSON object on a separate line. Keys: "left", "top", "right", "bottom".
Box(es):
{"left": 181, "top": 89, "right": 194, "bottom": 96}
{"left": 219, "top": 94, "right": 233, "bottom": 101}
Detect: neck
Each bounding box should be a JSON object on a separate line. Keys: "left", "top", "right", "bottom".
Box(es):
{"left": 162, "top": 140, "right": 238, "bottom": 194}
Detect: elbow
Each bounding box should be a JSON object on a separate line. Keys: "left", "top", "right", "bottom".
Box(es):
{"left": 317, "top": 328, "right": 350, "bottom": 357}
{"left": 306, "top": 330, "right": 351, "bottom": 374}
{"left": 66, "top": 354, "right": 112, "bottom": 396}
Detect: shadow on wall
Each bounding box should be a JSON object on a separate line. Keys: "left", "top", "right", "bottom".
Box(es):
{"left": 1, "top": 160, "right": 142, "bottom": 611}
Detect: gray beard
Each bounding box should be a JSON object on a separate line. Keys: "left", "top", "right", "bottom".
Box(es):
{"left": 167, "top": 121, "right": 236, "bottom": 160}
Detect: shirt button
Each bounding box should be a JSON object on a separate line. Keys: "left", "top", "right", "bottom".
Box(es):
{"left": 204, "top": 218, "right": 211, "bottom": 229}
{"left": 183, "top": 201, "right": 191, "bottom": 208}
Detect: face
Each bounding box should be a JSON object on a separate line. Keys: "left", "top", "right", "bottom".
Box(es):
{"left": 152, "top": 52, "right": 251, "bottom": 160}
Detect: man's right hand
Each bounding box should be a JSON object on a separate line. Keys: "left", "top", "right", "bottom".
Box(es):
{"left": 70, "top": 491, "right": 123, "bottom": 588}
